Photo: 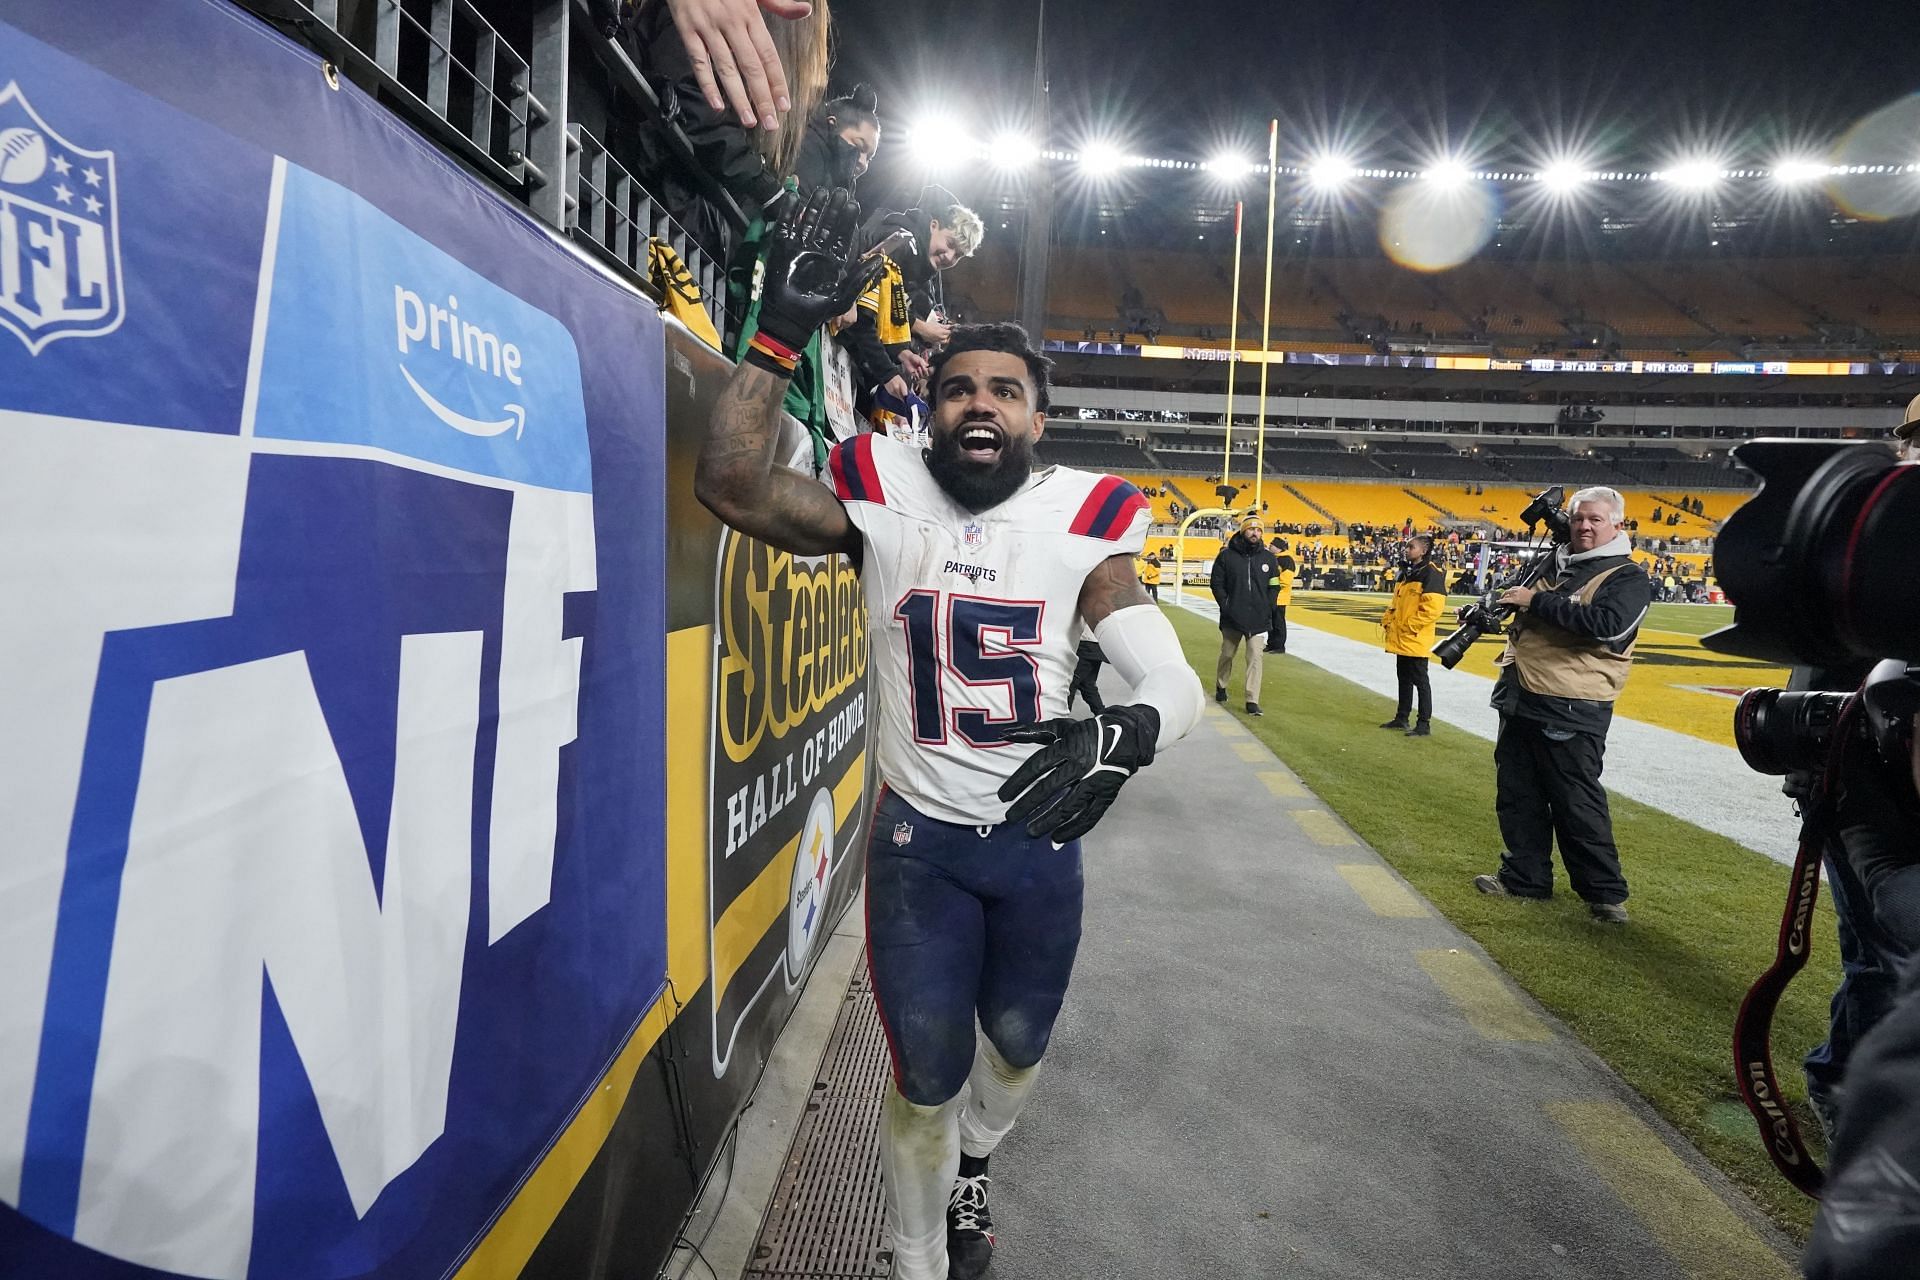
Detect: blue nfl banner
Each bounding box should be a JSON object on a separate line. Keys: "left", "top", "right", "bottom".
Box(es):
{"left": 0, "top": 3, "right": 670, "bottom": 1276}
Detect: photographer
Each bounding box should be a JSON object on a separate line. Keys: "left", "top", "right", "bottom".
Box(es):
{"left": 1470, "top": 487, "right": 1651, "bottom": 924}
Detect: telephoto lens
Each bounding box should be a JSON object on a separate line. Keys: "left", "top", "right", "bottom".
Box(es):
{"left": 1730, "top": 688, "right": 1850, "bottom": 776}
{"left": 1705, "top": 440, "right": 1920, "bottom": 666}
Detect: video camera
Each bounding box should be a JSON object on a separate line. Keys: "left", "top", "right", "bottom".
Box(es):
{"left": 1431, "top": 486, "right": 1571, "bottom": 669}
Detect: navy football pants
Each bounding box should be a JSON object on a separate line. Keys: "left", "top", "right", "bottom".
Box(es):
{"left": 864, "top": 788, "right": 1085, "bottom": 1106}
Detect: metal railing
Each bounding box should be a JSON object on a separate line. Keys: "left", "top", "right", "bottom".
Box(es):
{"left": 237, "top": 0, "right": 739, "bottom": 340}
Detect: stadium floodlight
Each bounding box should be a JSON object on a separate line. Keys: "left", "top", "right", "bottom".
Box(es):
{"left": 1770, "top": 158, "right": 1828, "bottom": 184}
{"left": 909, "top": 116, "right": 974, "bottom": 167}
{"left": 1657, "top": 159, "right": 1724, "bottom": 190}
{"left": 1307, "top": 154, "right": 1355, "bottom": 190}
{"left": 1205, "top": 152, "right": 1255, "bottom": 179}
{"left": 1423, "top": 159, "right": 1472, "bottom": 189}
{"left": 1538, "top": 161, "right": 1590, "bottom": 192}
{"left": 1079, "top": 142, "right": 1129, "bottom": 176}
{"left": 990, "top": 132, "right": 1041, "bottom": 170}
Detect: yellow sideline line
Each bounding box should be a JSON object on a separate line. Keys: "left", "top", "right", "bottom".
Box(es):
{"left": 1231, "top": 740, "right": 1268, "bottom": 763}
{"left": 1416, "top": 948, "right": 1553, "bottom": 1042}
{"left": 1258, "top": 769, "right": 1307, "bottom": 798}
{"left": 1336, "top": 864, "right": 1431, "bottom": 918}
{"left": 1547, "top": 1100, "right": 1795, "bottom": 1280}
{"left": 1291, "top": 808, "right": 1357, "bottom": 846}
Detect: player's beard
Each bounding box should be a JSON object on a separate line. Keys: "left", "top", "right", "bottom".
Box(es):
{"left": 925, "top": 426, "right": 1036, "bottom": 512}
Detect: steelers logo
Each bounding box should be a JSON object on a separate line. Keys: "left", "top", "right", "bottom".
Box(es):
{"left": 786, "top": 787, "right": 837, "bottom": 982}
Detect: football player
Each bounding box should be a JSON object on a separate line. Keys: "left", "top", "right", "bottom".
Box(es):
{"left": 696, "top": 189, "right": 1205, "bottom": 1280}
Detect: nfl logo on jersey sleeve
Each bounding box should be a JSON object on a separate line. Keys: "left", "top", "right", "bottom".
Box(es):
{"left": 0, "top": 83, "right": 122, "bottom": 354}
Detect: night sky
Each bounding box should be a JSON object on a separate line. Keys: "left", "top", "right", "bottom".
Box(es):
{"left": 825, "top": 0, "right": 1920, "bottom": 220}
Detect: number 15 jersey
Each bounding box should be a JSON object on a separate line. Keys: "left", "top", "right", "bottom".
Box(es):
{"left": 826, "top": 431, "right": 1150, "bottom": 825}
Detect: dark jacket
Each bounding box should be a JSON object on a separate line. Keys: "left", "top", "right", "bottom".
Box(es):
{"left": 837, "top": 208, "right": 935, "bottom": 389}
{"left": 1491, "top": 551, "right": 1652, "bottom": 735}
{"left": 1211, "top": 535, "right": 1281, "bottom": 636}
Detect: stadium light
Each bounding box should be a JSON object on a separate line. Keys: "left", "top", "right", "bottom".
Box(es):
{"left": 909, "top": 116, "right": 974, "bottom": 167}
{"left": 1657, "top": 159, "right": 1725, "bottom": 190}
{"left": 1307, "top": 154, "right": 1355, "bottom": 190}
{"left": 990, "top": 132, "right": 1040, "bottom": 170}
{"left": 1538, "top": 161, "right": 1590, "bottom": 192}
{"left": 1204, "top": 152, "right": 1255, "bottom": 180}
{"left": 1079, "top": 142, "right": 1129, "bottom": 176}
{"left": 1770, "top": 157, "right": 1828, "bottom": 184}
{"left": 1423, "top": 159, "right": 1472, "bottom": 189}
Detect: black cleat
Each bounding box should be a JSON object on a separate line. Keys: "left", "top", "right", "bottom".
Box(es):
{"left": 1589, "top": 901, "right": 1629, "bottom": 924}
{"left": 1379, "top": 718, "right": 1408, "bottom": 730}
{"left": 1215, "top": 685, "right": 1228, "bottom": 703}
{"left": 1245, "top": 702, "right": 1264, "bottom": 717}
{"left": 947, "top": 1167, "right": 995, "bottom": 1280}
{"left": 1406, "top": 721, "right": 1431, "bottom": 737}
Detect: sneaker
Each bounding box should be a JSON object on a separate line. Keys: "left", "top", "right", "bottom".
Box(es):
{"left": 1379, "top": 718, "right": 1408, "bottom": 730}
{"left": 1215, "top": 686, "right": 1228, "bottom": 704}
{"left": 1589, "top": 901, "right": 1629, "bottom": 924}
{"left": 1406, "top": 721, "right": 1431, "bottom": 737}
{"left": 1472, "top": 873, "right": 1510, "bottom": 896}
{"left": 1245, "top": 702, "right": 1264, "bottom": 717}
{"left": 947, "top": 1167, "right": 995, "bottom": 1280}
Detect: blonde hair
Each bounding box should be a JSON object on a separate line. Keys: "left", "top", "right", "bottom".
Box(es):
{"left": 937, "top": 203, "right": 985, "bottom": 257}
{"left": 754, "top": 0, "right": 830, "bottom": 178}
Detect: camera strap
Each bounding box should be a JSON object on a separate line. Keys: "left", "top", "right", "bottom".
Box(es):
{"left": 1731, "top": 808, "right": 1827, "bottom": 1199}
{"left": 1732, "top": 697, "right": 1862, "bottom": 1200}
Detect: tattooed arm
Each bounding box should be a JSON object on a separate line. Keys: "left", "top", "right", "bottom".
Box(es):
{"left": 1076, "top": 552, "right": 1156, "bottom": 628}
{"left": 694, "top": 360, "right": 858, "bottom": 556}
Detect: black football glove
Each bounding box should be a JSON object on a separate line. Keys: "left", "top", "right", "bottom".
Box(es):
{"left": 753, "top": 186, "right": 885, "bottom": 353}
{"left": 997, "top": 703, "right": 1160, "bottom": 842}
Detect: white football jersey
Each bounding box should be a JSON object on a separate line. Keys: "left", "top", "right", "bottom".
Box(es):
{"left": 827, "top": 431, "right": 1149, "bottom": 825}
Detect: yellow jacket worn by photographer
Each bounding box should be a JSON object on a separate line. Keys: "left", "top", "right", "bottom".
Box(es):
{"left": 1383, "top": 562, "right": 1447, "bottom": 656}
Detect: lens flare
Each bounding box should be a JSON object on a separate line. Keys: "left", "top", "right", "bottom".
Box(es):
{"left": 1824, "top": 94, "right": 1920, "bottom": 221}
{"left": 1378, "top": 180, "right": 1500, "bottom": 272}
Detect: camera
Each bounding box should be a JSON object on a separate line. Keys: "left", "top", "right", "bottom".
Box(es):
{"left": 1432, "top": 486, "right": 1570, "bottom": 669}
{"left": 1702, "top": 440, "right": 1920, "bottom": 668}
{"left": 1733, "top": 659, "right": 1920, "bottom": 784}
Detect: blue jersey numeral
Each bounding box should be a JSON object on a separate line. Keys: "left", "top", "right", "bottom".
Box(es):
{"left": 893, "top": 591, "right": 1045, "bottom": 745}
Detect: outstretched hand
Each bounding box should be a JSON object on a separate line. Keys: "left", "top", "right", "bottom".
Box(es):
{"left": 756, "top": 187, "right": 883, "bottom": 351}
{"left": 662, "top": 0, "right": 813, "bottom": 131}
{"left": 997, "top": 704, "right": 1160, "bottom": 842}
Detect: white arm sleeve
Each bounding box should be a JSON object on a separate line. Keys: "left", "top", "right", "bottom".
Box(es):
{"left": 1093, "top": 604, "right": 1206, "bottom": 751}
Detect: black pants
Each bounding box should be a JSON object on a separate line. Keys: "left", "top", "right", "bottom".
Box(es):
{"left": 1494, "top": 715, "right": 1628, "bottom": 904}
{"left": 1265, "top": 605, "right": 1287, "bottom": 652}
{"left": 1393, "top": 655, "right": 1431, "bottom": 723}
{"left": 1146, "top": 583, "right": 1159, "bottom": 601}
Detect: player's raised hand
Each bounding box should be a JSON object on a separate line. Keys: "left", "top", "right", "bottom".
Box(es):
{"left": 756, "top": 187, "right": 884, "bottom": 350}
{"left": 998, "top": 704, "right": 1161, "bottom": 842}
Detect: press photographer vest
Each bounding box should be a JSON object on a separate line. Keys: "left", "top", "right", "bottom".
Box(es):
{"left": 1497, "top": 564, "right": 1635, "bottom": 703}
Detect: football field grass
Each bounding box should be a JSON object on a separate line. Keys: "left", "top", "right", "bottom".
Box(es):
{"left": 1160, "top": 603, "right": 1833, "bottom": 1238}
{"left": 1234, "top": 590, "right": 1792, "bottom": 748}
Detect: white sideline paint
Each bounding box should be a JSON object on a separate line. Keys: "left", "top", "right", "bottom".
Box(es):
{"left": 1175, "top": 595, "right": 1797, "bottom": 864}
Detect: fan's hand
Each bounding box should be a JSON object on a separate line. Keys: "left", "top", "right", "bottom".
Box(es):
{"left": 755, "top": 187, "right": 882, "bottom": 352}
{"left": 997, "top": 704, "right": 1160, "bottom": 842}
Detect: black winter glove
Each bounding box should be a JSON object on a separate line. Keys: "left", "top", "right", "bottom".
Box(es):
{"left": 997, "top": 704, "right": 1160, "bottom": 842}
{"left": 751, "top": 187, "right": 884, "bottom": 357}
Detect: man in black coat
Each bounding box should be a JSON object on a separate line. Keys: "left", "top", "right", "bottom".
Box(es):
{"left": 1210, "top": 516, "right": 1282, "bottom": 716}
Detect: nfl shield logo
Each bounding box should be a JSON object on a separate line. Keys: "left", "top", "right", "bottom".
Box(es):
{"left": 0, "top": 83, "right": 124, "bottom": 354}
{"left": 892, "top": 821, "right": 913, "bottom": 846}
{"left": 962, "top": 521, "right": 985, "bottom": 550}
